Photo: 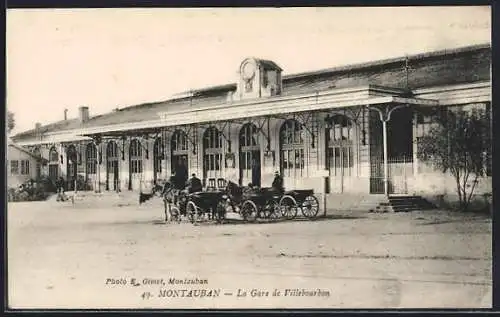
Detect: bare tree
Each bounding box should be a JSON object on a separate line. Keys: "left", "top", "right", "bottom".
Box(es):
{"left": 417, "top": 107, "right": 491, "bottom": 211}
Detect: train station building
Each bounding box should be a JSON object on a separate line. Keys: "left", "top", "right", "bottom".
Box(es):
{"left": 10, "top": 44, "right": 491, "bottom": 208}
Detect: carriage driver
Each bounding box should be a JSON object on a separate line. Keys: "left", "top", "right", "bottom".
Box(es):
{"left": 186, "top": 173, "right": 203, "bottom": 194}
{"left": 271, "top": 171, "right": 284, "bottom": 194}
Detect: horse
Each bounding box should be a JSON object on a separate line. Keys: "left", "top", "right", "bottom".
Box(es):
{"left": 159, "top": 181, "right": 182, "bottom": 223}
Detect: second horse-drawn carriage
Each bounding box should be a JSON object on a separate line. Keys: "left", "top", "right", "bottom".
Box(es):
{"left": 159, "top": 178, "right": 320, "bottom": 224}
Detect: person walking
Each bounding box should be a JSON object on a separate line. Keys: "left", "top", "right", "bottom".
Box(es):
{"left": 56, "top": 176, "right": 66, "bottom": 202}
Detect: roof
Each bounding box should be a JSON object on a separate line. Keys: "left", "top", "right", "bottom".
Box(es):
{"left": 256, "top": 58, "right": 283, "bottom": 71}
{"left": 11, "top": 43, "right": 491, "bottom": 142}
{"left": 8, "top": 142, "right": 47, "bottom": 162}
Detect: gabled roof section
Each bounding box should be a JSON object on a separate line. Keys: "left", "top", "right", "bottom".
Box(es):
{"left": 8, "top": 142, "right": 47, "bottom": 162}
{"left": 12, "top": 118, "right": 80, "bottom": 139}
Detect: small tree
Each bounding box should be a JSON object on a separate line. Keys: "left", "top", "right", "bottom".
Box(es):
{"left": 417, "top": 108, "right": 491, "bottom": 211}
{"left": 7, "top": 111, "right": 15, "bottom": 134}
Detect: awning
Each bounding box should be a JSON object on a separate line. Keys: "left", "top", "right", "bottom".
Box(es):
{"left": 78, "top": 95, "right": 438, "bottom": 137}
{"left": 69, "top": 86, "right": 439, "bottom": 136}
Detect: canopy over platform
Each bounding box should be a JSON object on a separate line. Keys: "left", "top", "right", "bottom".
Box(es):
{"left": 74, "top": 85, "right": 439, "bottom": 137}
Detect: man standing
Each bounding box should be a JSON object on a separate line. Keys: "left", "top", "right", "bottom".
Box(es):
{"left": 55, "top": 176, "right": 66, "bottom": 202}
{"left": 251, "top": 157, "right": 261, "bottom": 188}
{"left": 271, "top": 171, "right": 284, "bottom": 194}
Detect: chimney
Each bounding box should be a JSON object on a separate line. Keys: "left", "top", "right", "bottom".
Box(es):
{"left": 64, "top": 108, "right": 68, "bottom": 121}
{"left": 35, "top": 122, "right": 42, "bottom": 139}
{"left": 78, "top": 106, "right": 89, "bottom": 123}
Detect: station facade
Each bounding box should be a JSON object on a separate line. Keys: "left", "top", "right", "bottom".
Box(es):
{"left": 11, "top": 44, "right": 492, "bottom": 200}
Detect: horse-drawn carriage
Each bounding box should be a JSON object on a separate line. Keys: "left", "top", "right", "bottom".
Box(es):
{"left": 159, "top": 178, "right": 320, "bottom": 224}
{"left": 222, "top": 182, "right": 320, "bottom": 222}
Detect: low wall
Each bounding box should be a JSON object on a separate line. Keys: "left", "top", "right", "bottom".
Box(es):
{"left": 409, "top": 168, "right": 491, "bottom": 212}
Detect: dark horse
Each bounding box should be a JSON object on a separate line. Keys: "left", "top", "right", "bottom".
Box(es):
{"left": 224, "top": 180, "right": 244, "bottom": 209}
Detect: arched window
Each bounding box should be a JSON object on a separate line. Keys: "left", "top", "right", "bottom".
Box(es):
{"left": 328, "top": 114, "right": 353, "bottom": 141}
{"left": 107, "top": 141, "right": 118, "bottom": 159}
{"left": 129, "top": 139, "right": 143, "bottom": 174}
{"left": 171, "top": 130, "right": 189, "bottom": 175}
{"left": 279, "top": 119, "right": 304, "bottom": 177}
{"left": 203, "top": 127, "right": 223, "bottom": 179}
{"left": 49, "top": 146, "right": 59, "bottom": 163}
{"left": 86, "top": 143, "right": 98, "bottom": 175}
{"left": 48, "top": 146, "right": 59, "bottom": 180}
{"left": 239, "top": 123, "right": 260, "bottom": 185}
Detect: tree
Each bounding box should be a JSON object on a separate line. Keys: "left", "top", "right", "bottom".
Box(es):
{"left": 7, "top": 111, "right": 15, "bottom": 134}
{"left": 417, "top": 107, "right": 491, "bottom": 211}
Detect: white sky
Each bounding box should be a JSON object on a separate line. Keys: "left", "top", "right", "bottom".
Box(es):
{"left": 6, "top": 6, "right": 491, "bottom": 134}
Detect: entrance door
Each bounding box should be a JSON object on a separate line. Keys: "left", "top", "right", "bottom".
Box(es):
{"left": 325, "top": 114, "right": 355, "bottom": 194}
{"left": 203, "top": 127, "right": 224, "bottom": 186}
{"left": 153, "top": 137, "right": 163, "bottom": 183}
{"left": 327, "top": 145, "right": 353, "bottom": 193}
{"left": 171, "top": 130, "right": 189, "bottom": 181}
{"left": 106, "top": 141, "right": 120, "bottom": 191}
{"left": 48, "top": 146, "right": 59, "bottom": 182}
{"left": 66, "top": 145, "right": 78, "bottom": 191}
{"left": 129, "top": 139, "right": 143, "bottom": 191}
{"left": 107, "top": 160, "right": 119, "bottom": 191}
{"left": 239, "top": 123, "right": 260, "bottom": 186}
{"left": 239, "top": 150, "right": 260, "bottom": 186}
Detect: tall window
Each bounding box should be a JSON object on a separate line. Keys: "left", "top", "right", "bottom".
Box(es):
{"left": 107, "top": 141, "right": 119, "bottom": 166}
{"left": 86, "top": 143, "right": 98, "bottom": 175}
{"left": 20, "top": 160, "right": 30, "bottom": 175}
{"left": 33, "top": 147, "right": 41, "bottom": 178}
{"left": 10, "top": 160, "right": 19, "bottom": 174}
{"left": 280, "top": 119, "right": 304, "bottom": 177}
{"left": 66, "top": 145, "right": 78, "bottom": 182}
{"left": 48, "top": 146, "right": 59, "bottom": 180}
{"left": 326, "top": 114, "right": 354, "bottom": 176}
{"left": 153, "top": 137, "right": 163, "bottom": 176}
{"left": 239, "top": 123, "right": 260, "bottom": 179}
{"left": 171, "top": 130, "right": 189, "bottom": 174}
{"left": 129, "top": 139, "right": 143, "bottom": 174}
{"left": 415, "top": 110, "right": 441, "bottom": 173}
{"left": 203, "top": 127, "right": 223, "bottom": 173}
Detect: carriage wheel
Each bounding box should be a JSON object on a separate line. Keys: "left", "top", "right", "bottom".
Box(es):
{"left": 268, "top": 200, "right": 281, "bottom": 221}
{"left": 260, "top": 202, "right": 273, "bottom": 219}
{"left": 301, "top": 195, "right": 319, "bottom": 219}
{"left": 279, "top": 195, "right": 299, "bottom": 220}
{"left": 186, "top": 201, "right": 199, "bottom": 224}
{"left": 241, "top": 200, "right": 258, "bottom": 223}
{"left": 170, "top": 206, "right": 182, "bottom": 223}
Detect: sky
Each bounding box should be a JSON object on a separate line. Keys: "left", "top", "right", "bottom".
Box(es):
{"left": 6, "top": 6, "right": 491, "bottom": 134}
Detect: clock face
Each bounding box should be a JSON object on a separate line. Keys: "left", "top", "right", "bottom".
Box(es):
{"left": 242, "top": 62, "right": 256, "bottom": 80}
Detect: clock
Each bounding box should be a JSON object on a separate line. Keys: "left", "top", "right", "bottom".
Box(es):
{"left": 242, "top": 61, "right": 256, "bottom": 80}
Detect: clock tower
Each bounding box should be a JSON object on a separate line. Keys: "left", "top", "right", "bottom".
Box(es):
{"left": 234, "top": 57, "right": 283, "bottom": 101}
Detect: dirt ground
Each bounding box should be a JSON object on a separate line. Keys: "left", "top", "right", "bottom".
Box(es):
{"left": 7, "top": 201, "right": 492, "bottom": 309}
